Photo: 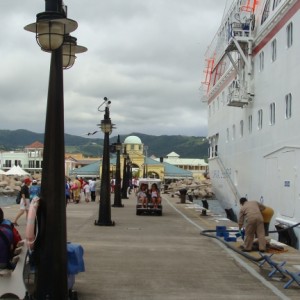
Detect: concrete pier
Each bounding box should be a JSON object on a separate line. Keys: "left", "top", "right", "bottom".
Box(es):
{"left": 2, "top": 193, "right": 300, "bottom": 299}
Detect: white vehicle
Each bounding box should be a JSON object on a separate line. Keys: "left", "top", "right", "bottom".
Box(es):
{"left": 203, "top": 0, "right": 300, "bottom": 248}
{"left": 136, "top": 178, "right": 163, "bottom": 216}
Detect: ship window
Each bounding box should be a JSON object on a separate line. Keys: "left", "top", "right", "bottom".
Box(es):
{"left": 270, "top": 102, "right": 276, "bottom": 125}
{"left": 251, "top": 60, "right": 255, "bottom": 79}
{"left": 287, "top": 22, "right": 293, "bottom": 48}
{"left": 226, "top": 128, "right": 229, "bottom": 142}
{"left": 240, "top": 120, "right": 244, "bottom": 137}
{"left": 261, "top": 0, "right": 271, "bottom": 25}
{"left": 232, "top": 124, "right": 236, "bottom": 140}
{"left": 248, "top": 115, "right": 253, "bottom": 134}
{"left": 259, "top": 51, "right": 264, "bottom": 71}
{"left": 285, "top": 93, "right": 292, "bottom": 119}
{"left": 271, "top": 39, "right": 277, "bottom": 62}
{"left": 273, "top": 0, "right": 282, "bottom": 10}
{"left": 222, "top": 91, "right": 225, "bottom": 106}
{"left": 258, "top": 109, "right": 263, "bottom": 130}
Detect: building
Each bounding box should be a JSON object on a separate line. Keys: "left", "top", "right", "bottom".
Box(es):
{"left": 0, "top": 142, "right": 100, "bottom": 177}
{"left": 65, "top": 153, "right": 100, "bottom": 177}
{"left": 154, "top": 152, "right": 208, "bottom": 180}
{"left": 70, "top": 135, "right": 193, "bottom": 181}
{"left": 0, "top": 141, "right": 44, "bottom": 175}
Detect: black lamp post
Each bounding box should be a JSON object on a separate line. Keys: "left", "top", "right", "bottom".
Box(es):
{"left": 24, "top": 1, "right": 86, "bottom": 299}
{"left": 95, "top": 97, "right": 115, "bottom": 226}
{"left": 127, "top": 159, "right": 132, "bottom": 189}
{"left": 143, "top": 145, "right": 148, "bottom": 178}
{"left": 121, "top": 148, "right": 129, "bottom": 199}
{"left": 112, "top": 135, "right": 124, "bottom": 207}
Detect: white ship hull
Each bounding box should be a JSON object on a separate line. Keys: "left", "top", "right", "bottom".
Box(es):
{"left": 204, "top": 0, "right": 300, "bottom": 248}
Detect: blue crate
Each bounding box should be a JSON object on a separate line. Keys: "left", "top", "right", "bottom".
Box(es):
{"left": 216, "top": 226, "right": 227, "bottom": 237}
{"left": 224, "top": 236, "right": 237, "bottom": 242}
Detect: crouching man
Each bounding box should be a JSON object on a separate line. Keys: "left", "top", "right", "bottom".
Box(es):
{"left": 238, "top": 198, "right": 266, "bottom": 252}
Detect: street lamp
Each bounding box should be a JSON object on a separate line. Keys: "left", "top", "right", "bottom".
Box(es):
{"left": 112, "top": 135, "right": 124, "bottom": 207}
{"left": 143, "top": 145, "right": 148, "bottom": 178}
{"left": 62, "top": 34, "right": 87, "bottom": 69}
{"left": 121, "top": 148, "right": 129, "bottom": 199}
{"left": 127, "top": 159, "right": 133, "bottom": 195}
{"left": 95, "top": 97, "right": 115, "bottom": 226}
{"left": 24, "top": 1, "right": 86, "bottom": 299}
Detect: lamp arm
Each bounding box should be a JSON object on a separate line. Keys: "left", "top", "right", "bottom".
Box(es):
{"left": 98, "top": 97, "right": 111, "bottom": 112}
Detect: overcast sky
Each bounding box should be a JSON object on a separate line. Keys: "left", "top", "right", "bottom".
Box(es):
{"left": 0, "top": 0, "right": 228, "bottom": 138}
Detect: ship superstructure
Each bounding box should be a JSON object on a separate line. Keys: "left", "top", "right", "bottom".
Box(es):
{"left": 203, "top": 0, "right": 300, "bottom": 248}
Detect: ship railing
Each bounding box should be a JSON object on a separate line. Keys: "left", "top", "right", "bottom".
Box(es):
{"left": 206, "top": 66, "right": 236, "bottom": 101}
{"left": 229, "top": 22, "right": 250, "bottom": 39}
{"left": 227, "top": 80, "right": 249, "bottom": 107}
{"left": 214, "top": 154, "right": 240, "bottom": 206}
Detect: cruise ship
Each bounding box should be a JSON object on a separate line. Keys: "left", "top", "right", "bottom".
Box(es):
{"left": 203, "top": 0, "right": 300, "bottom": 248}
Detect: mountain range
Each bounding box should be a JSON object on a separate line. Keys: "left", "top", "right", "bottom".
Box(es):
{"left": 0, "top": 129, "right": 208, "bottom": 159}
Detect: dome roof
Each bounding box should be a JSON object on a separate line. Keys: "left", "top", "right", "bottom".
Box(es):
{"left": 124, "top": 135, "right": 142, "bottom": 144}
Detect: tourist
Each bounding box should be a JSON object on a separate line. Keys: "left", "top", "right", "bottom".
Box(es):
{"left": 0, "top": 208, "right": 14, "bottom": 269}
{"left": 111, "top": 178, "right": 116, "bottom": 193}
{"left": 238, "top": 198, "right": 266, "bottom": 252}
{"left": 137, "top": 183, "right": 148, "bottom": 208}
{"left": 71, "top": 176, "right": 82, "bottom": 204}
{"left": 13, "top": 178, "right": 32, "bottom": 226}
{"left": 83, "top": 181, "right": 91, "bottom": 202}
{"left": 65, "top": 178, "right": 71, "bottom": 204}
{"left": 89, "top": 178, "right": 96, "bottom": 202}
{"left": 29, "top": 179, "right": 41, "bottom": 202}
{"left": 150, "top": 183, "right": 161, "bottom": 209}
{"left": 132, "top": 177, "right": 139, "bottom": 193}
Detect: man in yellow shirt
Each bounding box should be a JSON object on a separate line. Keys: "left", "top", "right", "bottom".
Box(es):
{"left": 261, "top": 206, "right": 274, "bottom": 236}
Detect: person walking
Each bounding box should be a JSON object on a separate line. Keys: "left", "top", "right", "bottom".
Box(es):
{"left": 83, "top": 181, "right": 91, "bottom": 202}
{"left": 238, "top": 197, "right": 266, "bottom": 252}
{"left": 65, "top": 178, "right": 71, "bottom": 204}
{"left": 13, "top": 178, "right": 32, "bottom": 226}
{"left": 29, "top": 179, "right": 41, "bottom": 202}
{"left": 89, "top": 178, "right": 96, "bottom": 202}
{"left": 72, "top": 176, "right": 82, "bottom": 204}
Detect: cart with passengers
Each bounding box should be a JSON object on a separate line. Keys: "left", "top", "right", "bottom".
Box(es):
{"left": 136, "top": 178, "right": 163, "bottom": 216}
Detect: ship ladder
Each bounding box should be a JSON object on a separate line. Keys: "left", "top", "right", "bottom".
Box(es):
{"left": 202, "top": 56, "right": 215, "bottom": 93}
{"left": 241, "top": 0, "right": 258, "bottom": 13}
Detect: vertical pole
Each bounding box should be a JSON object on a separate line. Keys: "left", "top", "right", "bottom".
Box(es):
{"left": 121, "top": 148, "right": 128, "bottom": 199}
{"left": 34, "top": 1, "right": 69, "bottom": 298}
{"left": 35, "top": 48, "right": 68, "bottom": 300}
{"left": 112, "top": 135, "right": 123, "bottom": 207}
{"left": 95, "top": 106, "right": 114, "bottom": 226}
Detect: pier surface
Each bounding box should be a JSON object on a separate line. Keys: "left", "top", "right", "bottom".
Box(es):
{"left": 2, "top": 193, "right": 300, "bottom": 300}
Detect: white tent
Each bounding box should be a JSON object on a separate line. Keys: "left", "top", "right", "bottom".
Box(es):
{"left": 0, "top": 169, "right": 6, "bottom": 174}
{"left": 5, "top": 165, "right": 29, "bottom": 176}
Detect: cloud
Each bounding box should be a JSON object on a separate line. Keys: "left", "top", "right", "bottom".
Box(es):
{"left": 0, "top": 0, "right": 225, "bottom": 137}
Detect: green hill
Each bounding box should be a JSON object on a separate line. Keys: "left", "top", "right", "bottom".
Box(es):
{"left": 0, "top": 129, "right": 208, "bottom": 159}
